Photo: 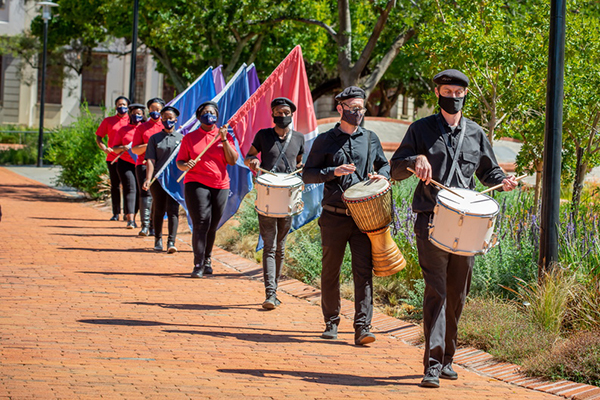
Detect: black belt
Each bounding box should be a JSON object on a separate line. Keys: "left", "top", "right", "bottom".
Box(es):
{"left": 323, "top": 204, "right": 351, "bottom": 216}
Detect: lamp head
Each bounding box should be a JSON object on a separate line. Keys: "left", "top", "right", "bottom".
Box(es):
{"left": 37, "top": 1, "right": 58, "bottom": 22}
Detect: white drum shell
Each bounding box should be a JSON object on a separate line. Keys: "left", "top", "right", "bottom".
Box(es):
{"left": 255, "top": 173, "right": 304, "bottom": 217}
{"left": 429, "top": 188, "right": 500, "bottom": 256}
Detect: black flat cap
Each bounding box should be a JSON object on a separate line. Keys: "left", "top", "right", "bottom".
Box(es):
{"left": 270, "top": 97, "right": 296, "bottom": 113}
{"left": 433, "top": 69, "right": 469, "bottom": 87}
{"left": 128, "top": 103, "right": 145, "bottom": 110}
{"left": 115, "top": 96, "right": 130, "bottom": 106}
{"left": 195, "top": 101, "right": 219, "bottom": 119}
{"left": 335, "top": 86, "right": 366, "bottom": 102}
{"left": 146, "top": 97, "right": 165, "bottom": 108}
{"left": 161, "top": 106, "right": 180, "bottom": 117}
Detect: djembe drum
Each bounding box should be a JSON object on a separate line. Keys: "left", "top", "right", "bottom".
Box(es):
{"left": 342, "top": 179, "right": 406, "bottom": 277}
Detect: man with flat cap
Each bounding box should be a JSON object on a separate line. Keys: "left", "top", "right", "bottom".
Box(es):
{"left": 245, "top": 97, "right": 305, "bottom": 309}
{"left": 304, "top": 86, "right": 390, "bottom": 345}
{"left": 390, "top": 69, "right": 517, "bottom": 388}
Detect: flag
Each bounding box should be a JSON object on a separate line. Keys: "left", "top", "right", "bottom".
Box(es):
{"left": 213, "top": 65, "right": 226, "bottom": 95}
{"left": 228, "top": 45, "right": 322, "bottom": 241}
{"left": 154, "top": 68, "right": 218, "bottom": 228}
{"left": 246, "top": 64, "right": 261, "bottom": 96}
{"left": 168, "top": 67, "right": 216, "bottom": 128}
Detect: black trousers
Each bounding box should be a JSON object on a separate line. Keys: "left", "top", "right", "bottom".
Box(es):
{"left": 319, "top": 209, "right": 373, "bottom": 330}
{"left": 149, "top": 181, "right": 179, "bottom": 241}
{"left": 135, "top": 164, "right": 152, "bottom": 201}
{"left": 106, "top": 161, "right": 121, "bottom": 215}
{"left": 415, "top": 213, "right": 474, "bottom": 374}
{"left": 258, "top": 214, "right": 293, "bottom": 297}
{"left": 184, "top": 181, "right": 228, "bottom": 266}
{"left": 117, "top": 159, "right": 138, "bottom": 215}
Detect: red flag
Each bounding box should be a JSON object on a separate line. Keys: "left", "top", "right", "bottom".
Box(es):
{"left": 229, "top": 46, "right": 318, "bottom": 156}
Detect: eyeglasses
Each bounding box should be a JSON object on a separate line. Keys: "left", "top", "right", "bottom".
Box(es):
{"left": 340, "top": 103, "right": 367, "bottom": 114}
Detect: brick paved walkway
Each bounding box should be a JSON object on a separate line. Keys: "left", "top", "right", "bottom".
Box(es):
{"left": 0, "top": 167, "right": 571, "bottom": 399}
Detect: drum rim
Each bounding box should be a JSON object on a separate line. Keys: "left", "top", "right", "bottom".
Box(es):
{"left": 256, "top": 173, "right": 303, "bottom": 188}
{"left": 436, "top": 189, "right": 500, "bottom": 216}
{"left": 342, "top": 180, "right": 391, "bottom": 203}
{"left": 428, "top": 235, "right": 491, "bottom": 256}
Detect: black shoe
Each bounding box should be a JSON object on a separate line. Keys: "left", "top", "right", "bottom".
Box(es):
{"left": 203, "top": 258, "right": 213, "bottom": 274}
{"left": 321, "top": 322, "right": 338, "bottom": 339}
{"left": 154, "top": 238, "right": 163, "bottom": 252}
{"left": 354, "top": 326, "right": 376, "bottom": 346}
{"left": 440, "top": 364, "right": 458, "bottom": 380}
{"left": 126, "top": 220, "right": 137, "bottom": 229}
{"left": 110, "top": 214, "right": 119, "bottom": 221}
{"left": 420, "top": 368, "right": 440, "bottom": 388}
{"left": 166, "top": 241, "right": 177, "bottom": 254}
{"left": 262, "top": 294, "right": 277, "bottom": 310}
{"left": 138, "top": 226, "right": 150, "bottom": 236}
{"left": 191, "top": 265, "right": 204, "bottom": 278}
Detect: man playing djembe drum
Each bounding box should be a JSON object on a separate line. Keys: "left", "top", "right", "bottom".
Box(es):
{"left": 244, "top": 98, "right": 305, "bottom": 310}
{"left": 390, "top": 69, "right": 517, "bottom": 388}
{"left": 304, "top": 86, "right": 390, "bottom": 345}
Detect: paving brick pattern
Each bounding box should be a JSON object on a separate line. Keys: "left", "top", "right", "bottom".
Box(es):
{"left": 0, "top": 167, "right": 595, "bottom": 399}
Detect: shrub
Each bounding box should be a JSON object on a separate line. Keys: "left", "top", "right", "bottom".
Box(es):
{"left": 523, "top": 330, "right": 600, "bottom": 386}
{"left": 458, "top": 296, "right": 559, "bottom": 363}
{"left": 45, "top": 105, "right": 106, "bottom": 198}
{"left": 0, "top": 127, "right": 39, "bottom": 165}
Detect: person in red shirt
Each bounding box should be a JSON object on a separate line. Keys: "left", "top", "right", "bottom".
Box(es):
{"left": 95, "top": 96, "right": 130, "bottom": 221}
{"left": 112, "top": 103, "right": 146, "bottom": 229}
{"left": 176, "top": 101, "right": 238, "bottom": 278}
{"left": 132, "top": 97, "right": 165, "bottom": 236}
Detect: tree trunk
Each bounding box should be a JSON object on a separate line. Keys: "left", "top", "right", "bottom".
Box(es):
{"left": 571, "top": 146, "right": 587, "bottom": 225}
{"left": 534, "top": 160, "right": 543, "bottom": 211}
{"left": 337, "top": 0, "right": 353, "bottom": 87}
{"left": 311, "top": 78, "right": 341, "bottom": 102}
{"left": 487, "top": 108, "right": 496, "bottom": 146}
{"left": 148, "top": 47, "right": 186, "bottom": 93}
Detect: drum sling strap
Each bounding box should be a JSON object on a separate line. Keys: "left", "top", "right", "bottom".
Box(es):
{"left": 436, "top": 114, "right": 468, "bottom": 187}
{"left": 270, "top": 129, "right": 293, "bottom": 173}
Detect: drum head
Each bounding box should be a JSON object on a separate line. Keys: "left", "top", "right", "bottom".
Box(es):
{"left": 256, "top": 173, "right": 302, "bottom": 187}
{"left": 437, "top": 188, "right": 499, "bottom": 216}
{"left": 343, "top": 179, "right": 390, "bottom": 201}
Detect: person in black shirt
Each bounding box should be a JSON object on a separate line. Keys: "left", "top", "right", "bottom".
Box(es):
{"left": 390, "top": 69, "right": 517, "bottom": 388}
{"left": 245, "top": 97, "right": 305, "bottom": 310}
{"left": 142, "top": 106, "right": 183, "bottom": 254}
{"left": 304, "top": 86, "right": 390, "bottom": 346}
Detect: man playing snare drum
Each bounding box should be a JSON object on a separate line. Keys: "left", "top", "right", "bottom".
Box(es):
{"left": 390, "top": 69, "right": 517, "bottom": 388}
{"left": 244, "top": 98, "right": 305, "bottom": 310}
{"left": 303, "top": 86, "right": 390, "bottom": 345}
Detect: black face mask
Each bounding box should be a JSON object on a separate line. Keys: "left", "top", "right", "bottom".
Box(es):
{"left": 273, "top": 115, "right": 292, "bottom": 129}
{"left": 438, "top": 95, "right": 466, "bottom": 115}
{"left": 341, "top": 109, "right": 364, "bottom": 126}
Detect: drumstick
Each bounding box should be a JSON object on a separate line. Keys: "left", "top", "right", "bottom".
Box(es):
{"left": 258, "top": 167, "right": 278, "bottom": 177}
{"left": 479, "top": 174, "right": 528, "bottom": 194}
{"left": 176, "top": 129, "right": 225, "bottom": 183}
{"left": 286, "top": 168, "right": 303, "bottom": 177}
{"left": 406, "top": 167, "right": 464, "bottom": 199}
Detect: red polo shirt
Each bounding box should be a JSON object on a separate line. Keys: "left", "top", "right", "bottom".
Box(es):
{"left": 177, "top": 126, "right": 237, "bottom": 189}
{"left": 113, "top": 123, "right": 139, "bottom": 164}
{"left": 132, "top": 119, "right": 164, "bottom": 166}
{"left": 95, "top": 113, "right": 129, "bottom": 162}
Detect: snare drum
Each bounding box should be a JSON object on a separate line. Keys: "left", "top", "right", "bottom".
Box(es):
{"left": 255, "top": 173, "right": 304, "bottom": 217}
{"left": 342, "top": 179, "right": 406, "bottom": 277}
{"left": 429, "top": 188, "right": 499, "bottom": 256}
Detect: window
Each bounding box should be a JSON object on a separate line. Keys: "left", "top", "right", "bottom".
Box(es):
{"left": 37, "top": 62, "right": 63, "bottom": 105}
{"left": 81, "top": 54, "right": 107, "bottom": 107}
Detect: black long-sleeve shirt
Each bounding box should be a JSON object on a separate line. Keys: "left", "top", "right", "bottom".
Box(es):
{"left": 390, "top": 113, "right": 506, "bottom": 214}
{"left": 303, "top": 124, "right": 390, "bottom": 208}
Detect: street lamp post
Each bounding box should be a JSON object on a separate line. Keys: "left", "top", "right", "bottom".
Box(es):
{"left": 36, "top": 1, "right": 58, "bottom": 168}
{"left": 128, "top": 0, "right": 139, "bottom": 102}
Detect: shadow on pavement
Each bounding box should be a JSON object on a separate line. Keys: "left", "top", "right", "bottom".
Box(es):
{"left": 78, "top": 271, "right": 189, "bottom": 278}
{"left": 164, "top": 329, "right": 350, "bottom": 345}
{"left": 218, "top": 368, "right": 421, "bottom": 386}
{"left": 0, "top": 184, "right": 86, "bottom": 203}
{"left": 53, "top": 233, "right": 145, "bottom": 238}
{"left": 60, "top": 247, "right": 157, "bottom": 253}
{"left": 123, "top": 301, "right": 258, "bottom": 311}
{"left": 32, "top": 216, "right": 113, "bottom": 222}
{"left": 44, "top": 225, "right": 124, "bottom": 229}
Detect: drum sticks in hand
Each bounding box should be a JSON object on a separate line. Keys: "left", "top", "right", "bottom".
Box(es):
{"left": 406, "top": 167, "right": 464, "bottom": 199}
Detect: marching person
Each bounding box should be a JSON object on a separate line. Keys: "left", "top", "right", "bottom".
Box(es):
{"left": 244, "top": 97, "right": 305, "bottom": 310}
{"left": 303, "top": 86, "right": 390, "bottom": 345}
{"left": 95, "top": 96, "right": 130, "bottom": 221}
{"left": 112, "top": 103, "right": 146, "bottom": 229}
{"left": 390, "top": 69, "right": 518, "bottom": 388}
{"left": 142, "top": 106, "right": 182, "bottom": 253}
{"left": 132, "top": 97, "right": 165, "bottom": 236}
{"left": 176, "top": 101, "right": 238, "bottom": 278}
